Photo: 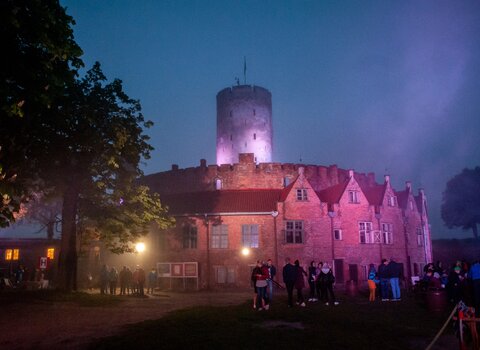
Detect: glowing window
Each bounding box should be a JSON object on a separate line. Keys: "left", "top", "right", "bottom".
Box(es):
{"left": 5, "top": 249, "right": 13, "bottom": 261}
{"left": 47, "top": 248, "right": 55, "bottom": 259}
{"left": 12, "top": 249, "right": 19, "bottom": 260}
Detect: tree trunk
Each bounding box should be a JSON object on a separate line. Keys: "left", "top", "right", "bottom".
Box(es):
{"left": 473, "top": 223, "right": 478, "bottom": 240}
{"left": 58, "top": 184, "right": 79, "bottom": 291}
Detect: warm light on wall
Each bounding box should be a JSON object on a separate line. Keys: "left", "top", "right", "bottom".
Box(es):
{"left": 47, "top": 248, "right": 55, "bottom": 260}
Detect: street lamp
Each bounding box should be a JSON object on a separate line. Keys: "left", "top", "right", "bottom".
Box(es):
{"left": 135, "top": 242, "right": 146, "bottom": 253}
{"left": 241, "top": 247, "right": 250, "bottom": 257}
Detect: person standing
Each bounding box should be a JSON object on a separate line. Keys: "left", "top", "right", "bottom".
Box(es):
{"left": 388, "top": 258, "right": 402, "bottom": 301}
{"left": 119, "top": 266, "right": 128, "bottom": 295}
{"left": 251, "top": 261, "right": 261, "bottom": 309}
{"left": 294, "top": 259, "right": 307, "bottom": 307}
{"left": 266, "top": 259, "right": 276, "bottom": 303}
{"left": 255, "top": 261, "right": 270, "bottom": 311}
{"left": 308, "top": 260, "right": 317, "bottom": 302}
{"left": 282, "top": 257, "right": 296, "bottom": 307}
{"left": 109, "top": 267, "right": 118, "bottom": 295}
{"left": 319, "top": 263, "right": 339, "bottom": 306}
{"left": 315, "top": 262, "right": 324, "bottom": 302}
{"left": 469, "top": 260, "right": 480, "bottom": 317}
{"left": 147, "top": 268, "right": 157, "bottom": 294}
{"left": 367, "top": 264, "right": 379, "bottom": 302}
{"left": 378, "top": 259, "right": 390, "bottom": 301}
{"left": 99, "top": 264, "right": 109, "bottom": 295}
{"left": 134, "top": 265, "right": 146, "bottom": 296}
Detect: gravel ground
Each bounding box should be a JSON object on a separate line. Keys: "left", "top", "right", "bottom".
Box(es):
{"left": 0, "top": 291, "right": 251, "bottom": 350}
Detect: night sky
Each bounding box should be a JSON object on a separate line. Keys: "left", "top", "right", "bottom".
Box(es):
{"left": 6, "top": 1, "right": 480, "bottom": 239}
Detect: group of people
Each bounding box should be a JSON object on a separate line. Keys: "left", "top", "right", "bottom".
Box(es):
{"left": 367, "top": 258, "right": 403, "bottom": 302}
{"left": 282, "top": 258, "right": 339, "bottom": 308}
{"left": 421, "top": 259, "right": 480, "bottom": 317}
{"left": 99, "top": 265, "right": 157, "bottom": 296}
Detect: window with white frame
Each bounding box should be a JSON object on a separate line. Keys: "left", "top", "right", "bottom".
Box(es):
{"left": 348, "top": 191, "right": 360, "bottom": 203}
{"left": 359, "top": 222, "right": 373, "bottom": 244}
{"left": 242, "top": 224, "right": 259, "bottom": 248}
{"left": 388, "top": 196, "right": 397, "bottom": 207}
{"left": 334, "top": 229, "right": 342, "bottom": 240}
{"left": 285, "top": 221, "right": 304, "bottom": 244}
{"left": 296, "top": 189, "right": 308, "bottom": 201}
{"left": 211, "top": 224, "right": 228, "bottom": 248}
{"left": 182, "top": 225, "right": 198, "bottom": 249}
{"left": 416, "top": 227, "right": 424, "bottom": 246}
{"left": 382, "top": 223, "right": 393, "bottom": 244}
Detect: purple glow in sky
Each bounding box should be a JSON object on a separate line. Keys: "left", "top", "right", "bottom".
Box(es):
{"left": 4, "top": 1, "right": 480, "bottom": 239}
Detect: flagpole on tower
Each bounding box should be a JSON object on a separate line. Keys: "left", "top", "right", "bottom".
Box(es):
{"left": 243, "top": 56, "right": 246, "bottom": 85}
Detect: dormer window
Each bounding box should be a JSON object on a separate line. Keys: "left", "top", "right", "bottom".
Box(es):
{"left": 296, "top": 189, "right": 308, "bottom": 201}
{"left": 284, "top": 177, "right": 291, "bottom": 187}
{"left": 348, "top": 191, "right": 359, "bottom": 204}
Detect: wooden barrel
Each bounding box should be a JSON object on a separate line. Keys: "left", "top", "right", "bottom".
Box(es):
{"left": 426, "top": 289, "right": 447, "bottom": 312}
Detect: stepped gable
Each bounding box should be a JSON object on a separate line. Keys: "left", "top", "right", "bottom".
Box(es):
{"left": 161, "top": 189, "right": 282, "bottom": 215}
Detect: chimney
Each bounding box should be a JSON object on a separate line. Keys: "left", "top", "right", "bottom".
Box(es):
{"left": 200, "top": 159, "right": 207, "bottom": 168}
{"left": 348, "top": 169, "right": 354, "bottom": 178}
{"left": 172, "top": 164, "right": 179, "bottom": 171}
{"left": 384, "top": 175, "right": 390, "bottom": 184}
{"left": 406, "top": 181, "right": 412, "bottom": 192}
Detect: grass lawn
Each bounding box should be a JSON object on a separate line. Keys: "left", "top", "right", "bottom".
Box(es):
{"left": 0, "top": 289, "right": 123, "bottom": 307}
{"left": 89, "top": 292, "right": 455, "bottom": 350}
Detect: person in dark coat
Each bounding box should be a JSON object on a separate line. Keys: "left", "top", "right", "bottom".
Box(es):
{"left": 308, "top": 260, "right": 317, "bottom": 302}
{"left": 378, "top": 259, "right": 390, "bottom": 301}
{"left": 266, "top": 259, "right": 277, "bottom": 303}
{"left": 294, "top": 259, "right": 307, "bottom": 307}
{"left": 282, "top": 257, "right": 296, "bottom": 307}
{"left": 388, "top": 258, "right": 402, "bottom": 301}
{"left": 318, "top": 263, "right": 339, "bottom": 306}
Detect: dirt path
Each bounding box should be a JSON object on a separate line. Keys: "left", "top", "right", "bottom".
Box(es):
{"left": 0, "top": 291, "right": 251, "bottom": 349}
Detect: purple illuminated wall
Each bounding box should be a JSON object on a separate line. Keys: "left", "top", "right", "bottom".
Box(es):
{"left": 216, "top": 85, "right": 272, "bottom": 165}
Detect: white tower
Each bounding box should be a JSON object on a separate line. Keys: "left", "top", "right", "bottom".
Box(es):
{"left": 216, "top": 85, "right": 273, "bottom": 165}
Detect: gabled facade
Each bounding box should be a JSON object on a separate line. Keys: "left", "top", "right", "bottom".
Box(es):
{"left": 145, "top": 155, "right": 432, "bottom": 290}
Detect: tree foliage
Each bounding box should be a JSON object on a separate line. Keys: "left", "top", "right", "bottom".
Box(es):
{"left": 37, "top": 63, "right": 174, "bottom": 290}
{"left": 0, "top": 0, "right": 83, "bottom": 226}
{"left": 1, "top": 1, "right": 173, "bottom": 291}
{"left": 441, "top": 167, "right": 480, "bottom": 239}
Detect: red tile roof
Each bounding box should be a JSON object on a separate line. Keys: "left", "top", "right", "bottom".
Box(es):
{"left": 361, "top": 183, "right": 386, "bottom": 206}
{"left": 160, "top": 189, "right": 283, "bottom": 215}
{"left": 316, "top": 180, "right": 349, "bottom": 204}
{"left": 395, "top": 190, "right": 409, "bottom": 210}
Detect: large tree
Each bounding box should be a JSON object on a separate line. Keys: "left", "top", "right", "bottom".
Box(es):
{"left": 441, "top": 167, "right": 480, "bottom": 239}
{"left": 0, "top": 0, "right": 83, "bottom": 226}
{"left": 39, "top": 63, "right": 173, "bottom": 291}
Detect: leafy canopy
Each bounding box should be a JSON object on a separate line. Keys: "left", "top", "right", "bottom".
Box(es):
{"left": 441, "top": 167, "right": 480, "bottom": 239}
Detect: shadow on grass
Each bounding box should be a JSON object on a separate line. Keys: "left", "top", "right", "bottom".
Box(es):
{"left": 89, "top": 294, "right": 454, "bottom": 350}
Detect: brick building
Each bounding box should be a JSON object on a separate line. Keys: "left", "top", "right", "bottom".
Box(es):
{"left": 141, "top": 84, "right": 433, "bottom": 290}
